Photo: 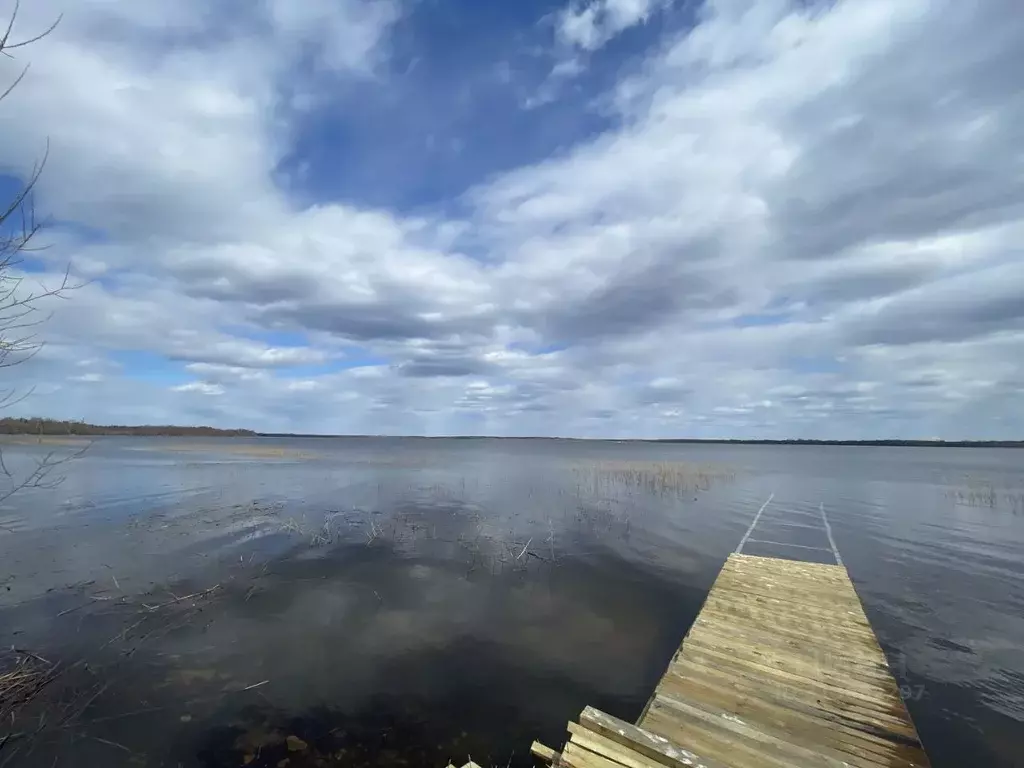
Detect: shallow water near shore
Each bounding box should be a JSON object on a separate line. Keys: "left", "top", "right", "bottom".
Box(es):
{"left": 1, "top": 437, "right": 1022, "bottom": 767}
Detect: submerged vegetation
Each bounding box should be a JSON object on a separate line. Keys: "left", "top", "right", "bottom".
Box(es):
{"left": 134, "top": 442, "right": 318, "bottom": 459}
{"left": 2, "top": 438, "right": 1021, "bottom": 766}
{"left": 938, "top": 468, "right": 1024, "bottom": 514}
{"left": 0, "top": 650, "right": 60, "bottom": 725}
{"left": 944, "top": 484, "right": 1024, "bottom": 514}
{"left": 0, "top": 456, "right": 738, "bottom": 765}
{"left": 571, "top": 461, "right": 736, "bottom": 498}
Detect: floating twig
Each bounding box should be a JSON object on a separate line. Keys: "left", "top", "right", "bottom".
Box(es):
{"left": 517, "top": 538, "right": 532, "bottom": 560}
{"left": 90, "top": 735, "right": 131, "bottom": 754}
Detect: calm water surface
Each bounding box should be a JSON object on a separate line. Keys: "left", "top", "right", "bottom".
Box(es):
{"left": 0, "top": 438, "right": 1021, "bottom": 767}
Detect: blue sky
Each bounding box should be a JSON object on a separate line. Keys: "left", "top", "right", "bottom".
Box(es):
{"left": 1, "top": 0, "right": 1023, "bottom": 438}
{"left": 277, "top": 0, "right": 673, "bottom": 212}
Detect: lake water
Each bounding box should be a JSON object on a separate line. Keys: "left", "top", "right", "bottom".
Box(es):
{"left": 0, "top": 438, "right": 1022, "bottom": 767}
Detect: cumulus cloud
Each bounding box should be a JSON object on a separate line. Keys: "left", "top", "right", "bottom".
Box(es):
{"left": 1, "top": 0, "right": 1022, "bottom": 437}
{"left": 265, "top": 0, "right": 402, "bottom": 75}
{"left": 172, "top": 382, "right": 225, "bottom": 396}
{"left": 556, "top": 0, "right": 673, "bottom": 52}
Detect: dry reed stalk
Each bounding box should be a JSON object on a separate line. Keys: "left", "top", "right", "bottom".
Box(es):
{"left": 0, "top": 650, "right": 59, "bottom": 724}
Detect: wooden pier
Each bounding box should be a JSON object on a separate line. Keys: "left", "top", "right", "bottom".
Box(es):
{"left": 532, "top": 552, "right": 932, "bottom": 768}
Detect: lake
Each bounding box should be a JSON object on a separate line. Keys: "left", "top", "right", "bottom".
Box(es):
{"left": 0, "top": 438, "right": 1022, "bottom": 767}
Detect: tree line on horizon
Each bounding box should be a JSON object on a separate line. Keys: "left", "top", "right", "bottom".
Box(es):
{"left": 0, "top": 417, "right": 255, "bottom": 437}
{"left": 0, "top": 418, "right": 1019, "bottom": 446}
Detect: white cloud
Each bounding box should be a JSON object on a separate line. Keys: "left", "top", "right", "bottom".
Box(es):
{"left": 1, "top": 0, "right": 1022, "bottom": 437}
{"left": 266, "top": 0, "right": 402, "bottom": 74}
{"left": 556, "top": 0, "right": 673, "bottom": 52}
{"left": 172, "top": 382, "right": 225, "bottom": 396}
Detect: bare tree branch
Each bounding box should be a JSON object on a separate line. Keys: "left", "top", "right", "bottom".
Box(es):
{"left": 1, "top": 3, "right": 80, "bottom": 507}
{"left": 0, "top": 442, "right": 89, "bottom": 509}
{"left": 0, "top": 61, "right": 26, "bottom": 102}
{"left": 0, "top": 1, "right": 61, "bottom": 53}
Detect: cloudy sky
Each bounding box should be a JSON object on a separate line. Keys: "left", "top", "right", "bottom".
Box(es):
{"left": 0, "top": 0, "right": 1021, "bottom": 439}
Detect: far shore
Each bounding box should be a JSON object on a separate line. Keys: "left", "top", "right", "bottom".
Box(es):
{"left": 0, "top": 419, "right": 1019, "bottom": 447}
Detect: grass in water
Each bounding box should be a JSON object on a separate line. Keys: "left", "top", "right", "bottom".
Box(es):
{"left": 571, "top": 461, "right": 735, "bottom": 498}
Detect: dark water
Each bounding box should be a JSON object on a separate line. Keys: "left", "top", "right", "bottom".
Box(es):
{"left": 0, "top": 437, "right": 1021, "bottom": 767}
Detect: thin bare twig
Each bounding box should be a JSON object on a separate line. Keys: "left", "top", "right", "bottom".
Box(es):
{"left": 0, "top": 2, "right": 62, "bottom": 54}
{"left": 89, "top": 735, "right": 130, "bottom": 754}
{"left": 517, "top": 538, "right": 532, "bottom": 560}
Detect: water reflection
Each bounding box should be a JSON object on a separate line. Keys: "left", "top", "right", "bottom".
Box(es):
{"left": 0, "top": 438, "right": 1022, "bottom": 767}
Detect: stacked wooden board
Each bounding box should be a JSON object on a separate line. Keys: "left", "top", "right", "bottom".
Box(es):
{"left": 532, "top": 553, "right": 931, "bottom": 768}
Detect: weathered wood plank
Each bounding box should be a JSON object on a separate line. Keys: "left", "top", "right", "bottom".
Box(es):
{"left": 566, "top": 723, "right": 663, "bottom": 768}
{"left": 531, "top": 741, "right": 560, "bottom": 764}
{"left": 562, "top": 742, "right": 628, "bottom": 768}
{"left": 663, "top": 658, "right": 921, "bottom": 744}
{"left": 536, "top": 553, "right": 930, "bottom": 768}
{"left": 708, "top": 578, "right": 867, "bottom": 613}
{"left": 726, "top": 553, "right": 847, "bottom": 577}
{"left": 685, "top": 632, "right": 901, "bottom": 695}
{"left": 688, "top": 615, "right": 893, "bottom": 672}
{"left": 673, "top": 639, "right": 919, "bottom": 728}
{"left": 579, "top": 706, "right": 730, "bottom": 768}
{"left": 716, "top": 562, "right": 857, "bottom": 592}
{"left": 642, "top": 705, "right": 797, "bottom": 768}
{"left": 656, "top": 668, "right": 927, "bottom": 768}
{"left": 653, "top": 691, "right": 877, "bottom": 768}
{"left": 688, "top": 614, "right": 892, "bottom": 667}
{"left": 701, "top": 589, "right": 877, "bottom": 632}
{"left": 692, "top": 606, "right": 885, "bottom": 653}
{"left": 636, "top": 553, "right": 931, "bottom": 767}
{"left": 667, "top": 648, "right": 921, "bottom": 734}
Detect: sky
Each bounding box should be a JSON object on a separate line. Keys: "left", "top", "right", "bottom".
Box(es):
{"left": 0, "top": 0, "right": 1022, "bottom": 439}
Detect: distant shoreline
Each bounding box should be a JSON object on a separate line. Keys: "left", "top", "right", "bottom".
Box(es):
{"left": 1, "top": 419, "right": 1018, "bottom": 447}
{"left": 256, "top": 434, "right": 1024, "bottom": 447}
{"left": 0, "top": 418, "right": 254, "bottom": 438}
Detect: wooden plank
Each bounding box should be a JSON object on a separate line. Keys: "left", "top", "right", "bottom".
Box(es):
{"left": 566, "top": 723, "right": 663, "bottom": 768}
{"left": 701, "top": 588, "right": 876, "bottom": 631}
{"left": 689, "top": 612, "right": 890, "bottom": 665}
{"left": 712, "top": 569, "right": 861, "bottom": 601}
{"left": 721, "top": 556, "right": 851, "bottom": 580}
{"left": 562, "top": 742, "right": 628, "bottom": 768}
{"left": 707, "top": 587, "right": 863, "bottom": 618}
{"left": 663, "top": 658, "right": 924, "bottom": 749}
{"left": 692, "top": 604, "right": 884, "bottom": 653}
{"left": 688, "top": 613, "right": 892, "bottom": 671}
{"left": 537, "top": 553, "right": 930, "bottom": 768}
{"left": 652, "top": 691, "right": 877, "bottom": 768}
{"left": 726, "top": 553, "right": 847, "bottom": 576}
{"left": 648, "top": 553, "right": 928, "bottom": 765}
{"left": 578, "top": 706, "right": 730, "bottom": 768}
{"left": 693, "top": 598, "right": 878, "bottom": 645}
{"left": 531, "top": 741, "right": 560, "bottom": 764}
{"left": 656, "top": 666, "right": 927, "bottom": 768}
{"left": 667, "top": 649, "right": 921, "bottom": 735}
{"left": 682, "top": 629, "right": 901, "bottom": 696}
{"left": 673, "top": 640, "right": 919, "bottom": 729}
{"left": 704, "top": 580, "right": 869, "bottom": 615}
{"left": 642, "top": 705, "right": 796, "bottom": 768}
{"left": 678, "top": 636, "right": 901, "bottom": 702}
{"left": 716, "top": 562, "right": 856, "bottom": 592}
{"left": 704, "top": 590, "right": 866, "bottom": 623}
{"left": 693, "top": 606, "right": 878, "bottom": 654}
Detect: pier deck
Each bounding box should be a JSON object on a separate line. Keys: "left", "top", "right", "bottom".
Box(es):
{"left": 533, "top": 552, "right": 931, "bottom": 768}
